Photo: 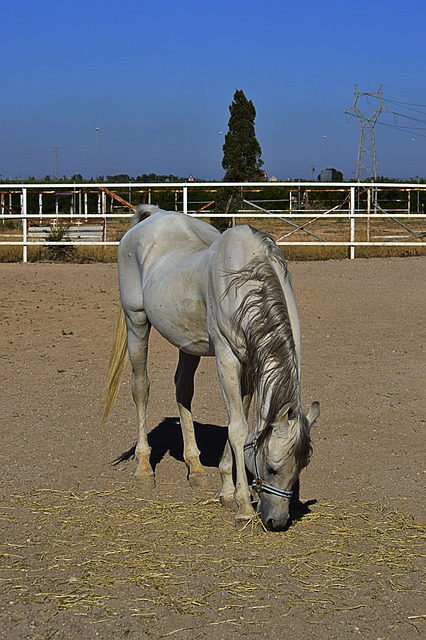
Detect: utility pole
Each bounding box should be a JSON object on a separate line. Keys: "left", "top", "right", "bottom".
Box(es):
{"left": 53, "top": 144, "right": 59, "bottom": 179}
{"left": 345, "top": 85, "right": 383, "bottom": 180}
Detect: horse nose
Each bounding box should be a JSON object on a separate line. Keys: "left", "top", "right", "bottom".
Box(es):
{"left": 265, "top": 514, "right": 289, "bottom": 531}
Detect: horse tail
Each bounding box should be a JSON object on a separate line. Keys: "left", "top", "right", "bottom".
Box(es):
{"left": 130, "top": 204, "right": 161, "bottom": 227}
{"left": 101, "top": 306, "right": 129, "bottom": 422}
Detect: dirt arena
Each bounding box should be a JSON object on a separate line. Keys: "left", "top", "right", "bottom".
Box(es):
{"left": 1, "top": 256, "right": 425, "bottom": 639}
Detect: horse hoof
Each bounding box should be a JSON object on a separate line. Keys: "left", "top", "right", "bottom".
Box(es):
{"left": 188, "top": 472, "right": 208, "bottom": 491}
{"left": 220, "top": 495, "right": 237, "bottom": 511}
{"left": 133, "top": 472, "right": 156, "bottom": 490}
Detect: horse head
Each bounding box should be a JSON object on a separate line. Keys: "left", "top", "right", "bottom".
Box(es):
{"left": 244, "top": 401, "right": 320, "bottom": 531}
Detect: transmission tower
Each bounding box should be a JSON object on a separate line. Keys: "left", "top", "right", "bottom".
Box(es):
{"left": 345, "top": 85, "right": 383, "bottom": 180}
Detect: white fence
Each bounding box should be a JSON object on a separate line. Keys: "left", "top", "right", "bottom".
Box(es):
{"left": 0, "top": 181, "right": 425, "bottom": 261}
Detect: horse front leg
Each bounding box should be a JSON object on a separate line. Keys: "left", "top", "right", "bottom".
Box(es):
{"left": 219, "top": 439, "right": 237, "bottom": 510}
{"left": 215, "top": 346, "right": 254, "bottom": 522}
{"left": 126, "top": 313, "right": 155, "bottom": 488}
{"left": 219, "top": 374, "right": 254, "bottom": 511}
{"left": 174, "top": 351, "right": 207, "bottom": 490}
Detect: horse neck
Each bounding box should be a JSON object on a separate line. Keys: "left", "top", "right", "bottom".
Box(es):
{"left": 229, "top": 239, "right": 302, "bottom": 429}
{"left": 254, "top": 354, "right": 301, "bottom": 430}
{"left": 245, "top": 277, "right": 301, "bottom": 426}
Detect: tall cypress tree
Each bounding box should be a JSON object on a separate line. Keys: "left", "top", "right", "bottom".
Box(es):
{"left": 214, "top": 90, "right": 264, "bottom": 229}
{"left": 222, "top": 89, "right": 264, "bottom": 182}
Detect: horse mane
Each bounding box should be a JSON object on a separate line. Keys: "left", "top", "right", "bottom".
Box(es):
{"left": 230, "top": 228, "right": 312, "bottom": 471}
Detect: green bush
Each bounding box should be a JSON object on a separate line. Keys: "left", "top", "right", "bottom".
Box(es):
{"left": 44, "top": 223, "right": 75, "bottom": 261}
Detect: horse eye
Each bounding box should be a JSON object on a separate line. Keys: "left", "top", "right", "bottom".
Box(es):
{"left": 267, "top": 465, "right": 278, "bottom": 476}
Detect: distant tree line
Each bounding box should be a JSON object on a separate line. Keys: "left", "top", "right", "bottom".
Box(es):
{"left": 0, "top": 172, "right": 186, "bottom": 184}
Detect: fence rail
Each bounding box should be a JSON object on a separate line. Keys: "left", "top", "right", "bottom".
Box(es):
{"left": 1, "top": 181, "right": 425, "bottom": 261}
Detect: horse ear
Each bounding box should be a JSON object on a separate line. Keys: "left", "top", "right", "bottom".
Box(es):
{"left": 275, "top": 402, "right": 293, "bottom": 425}
{"left": 306, "top": 401, "right": 320, "bottom": 428}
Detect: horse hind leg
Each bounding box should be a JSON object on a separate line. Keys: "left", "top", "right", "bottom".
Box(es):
{"left": 174, "top": 351, "right": 208, "bottom": 490}
{"left": 126, "top": 312, "right": 155, "bottom": 488}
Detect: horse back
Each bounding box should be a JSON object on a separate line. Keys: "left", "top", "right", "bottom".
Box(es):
{"left": 118, "top": 210, "right": 219, "bottom": 355}
{"left": 120, "top": 209, "right": 219, "bottom": 261}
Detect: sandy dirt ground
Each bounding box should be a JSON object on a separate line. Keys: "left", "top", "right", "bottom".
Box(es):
{"left": 0, "top": 256, "right": 425, "bottom": 640}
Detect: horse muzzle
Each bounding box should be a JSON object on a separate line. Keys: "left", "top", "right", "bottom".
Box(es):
{"left": 259, "top": 501, "right": 290, "bottom": 531}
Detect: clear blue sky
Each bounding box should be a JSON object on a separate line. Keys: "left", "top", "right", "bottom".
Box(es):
{"left": 2, "top": 0, "right": 425, "bottom": 181}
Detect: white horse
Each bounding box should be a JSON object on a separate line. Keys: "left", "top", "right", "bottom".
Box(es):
{"left": 103, "top": 205, "right": 319, "bottom": 530}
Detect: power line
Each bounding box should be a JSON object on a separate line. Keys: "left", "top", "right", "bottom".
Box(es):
{"left": 383, "top": 98, "right": 426, "bottom": 115}
{"left": 378, "top": 121, "right": 426, "bottom": 136}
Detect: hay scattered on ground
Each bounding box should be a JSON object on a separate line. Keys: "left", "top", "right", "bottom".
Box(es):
{"left": 1, "top": 487, "right": 424, "bottom": 637}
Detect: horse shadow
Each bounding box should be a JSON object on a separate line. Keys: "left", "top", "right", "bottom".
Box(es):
{"left": 113, "top": 416, "right": 228, "bottom": 472}
{"left": 113, "top": 416, "right": 316, "bottom": 527}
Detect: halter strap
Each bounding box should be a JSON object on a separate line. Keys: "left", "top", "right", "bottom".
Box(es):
{"left": 244, "top": 439, "right": 293, "bottom": 500}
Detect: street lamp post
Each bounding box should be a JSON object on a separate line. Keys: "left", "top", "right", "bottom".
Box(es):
{"left": 322, "top": 135, "right": 327, "bottom": 171}
{"left": 95, "top": 128, "right": 100, "bottom": 181}
{"left": 416, "top": 176, "right": 420, "bottom": 213}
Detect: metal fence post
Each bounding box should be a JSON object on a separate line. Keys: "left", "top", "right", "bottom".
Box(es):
{"left": 183, "top": 186, "right": 188, "bottom": 214}
{"left": 22, "top": 187, "right": 28, "bottom": 263}
{"left": 350, "top": 185, "right": 356, "bottom": 259}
